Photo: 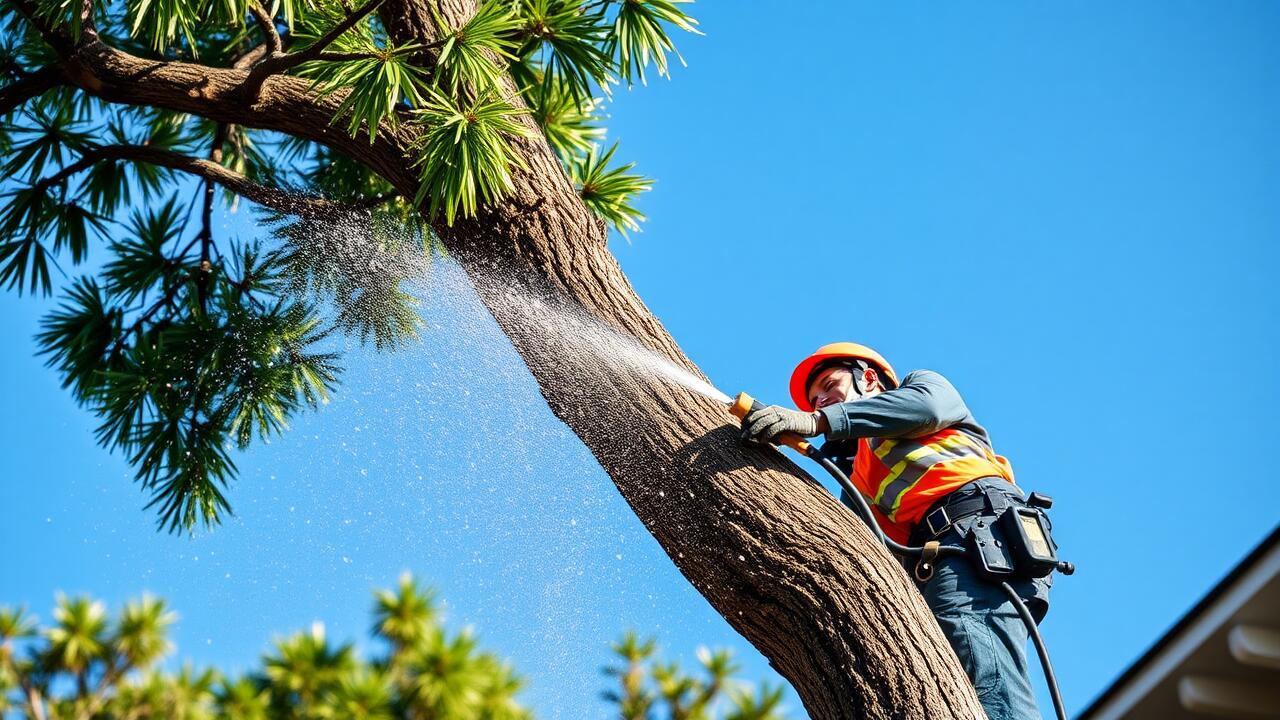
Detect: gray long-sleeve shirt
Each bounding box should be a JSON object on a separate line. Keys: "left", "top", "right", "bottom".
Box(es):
{"left": 817, "top": 369, "right": 995, "bottom": 451}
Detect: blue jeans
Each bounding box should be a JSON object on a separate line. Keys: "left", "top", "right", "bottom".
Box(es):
{"left": 917, "top": 480, "right": 1052, "bottom": 720}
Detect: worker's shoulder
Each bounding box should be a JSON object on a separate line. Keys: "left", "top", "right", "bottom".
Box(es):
{"left": 899, "top": 368, "right": 955, "bottom": 387}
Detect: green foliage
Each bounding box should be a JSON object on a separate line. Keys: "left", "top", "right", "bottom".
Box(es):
{"left": 31, "top": 0, "right": 95, "bottom": 43}
{"left": 0, "top": 577, "right": 531, "bottom": 719}
{"left": 114, "top": 595, "right": 178, "bottom": 667}
{"left": 103, "top": 194, "right": 187, "bottom": 302}
{"left": 608, "top": 0, "right": 701, "bottom": 87}
{"left": 411, "top": 89, "right": 530, "bottom": 224}
{"left": 44, "top": 594, "right": 109, "bottom": 674}
{"left": 568, "top": 142, "right": 650, "bottom": 238}
{"left": 268, "top": 207, "right": 429, "bottom": 351}
{"left": 118, "top": 0, "right": 260, "bottom": 56}
{"left": 124, "top": 0, "right": 203, "bottom": 54}
{"left": 298, "top": 40, "right": 431, "bottom": 141}
{"left": 3, "top": 105, "right": 93, "bottom": 181}
{"left": 432, "top": 0, "right": 522, "bottom": 94}
{"left": 1, "top": 0, "right": 700, "bottom": 531}
{"left": 512, "top": 0, "right": 612, "bottom": 104}
{"left": 32, "top": 192, "right": 343, "bottom": 533}
{"left": 603, "top": 631, "right": 788, "bottom": 720}
{"left": 372, "top": 573, "right": 439, "bottom": 649}
{"left": 527, "top": 78, "right": 604, "bottom": 160}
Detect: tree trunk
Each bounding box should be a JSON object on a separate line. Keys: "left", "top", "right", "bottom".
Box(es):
{"left": 377, "top": 3, "right": 986, "bottom": 717}
{"left": 442, "top": 149, "right": 986, "bottom": 720}
{"left": 38, "top": 1, "right": 988, "bottom": 714}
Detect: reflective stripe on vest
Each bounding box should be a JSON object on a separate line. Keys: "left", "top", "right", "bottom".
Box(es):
{"left": 866, "top": 431, "right": 995, "bottom": 518}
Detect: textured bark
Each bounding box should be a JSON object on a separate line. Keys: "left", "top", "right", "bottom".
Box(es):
{"left": 22, "top": 1, "right": 989, "bottom": 715}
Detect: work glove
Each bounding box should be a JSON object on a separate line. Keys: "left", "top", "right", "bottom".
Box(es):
{"left": 741, "top": 405, "right": 820, "bottom": 445}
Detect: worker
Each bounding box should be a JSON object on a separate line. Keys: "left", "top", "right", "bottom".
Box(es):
{"left": 741, "top": 342, "right": 1052, "bottom": 720}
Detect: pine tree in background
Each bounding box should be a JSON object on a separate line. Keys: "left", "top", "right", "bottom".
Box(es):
{"left": 602, "top": 631, "right": 787, "bottom": 720}
{"left": 0, "top": 574, "right": 531, "bottom": 718}
{"left": 0, "top": 0, "right": 992, "bottom": 715}
{"left": 0, "top": 578, "right": 786, "bottom": 719}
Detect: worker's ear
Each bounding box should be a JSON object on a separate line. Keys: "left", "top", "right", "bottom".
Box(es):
{"left": 862, "top": 367, "right": 883, "bottom": 393}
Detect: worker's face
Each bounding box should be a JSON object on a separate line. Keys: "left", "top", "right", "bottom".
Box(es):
{"left": 807, "top": 366, "right": 881, "bottom": 410}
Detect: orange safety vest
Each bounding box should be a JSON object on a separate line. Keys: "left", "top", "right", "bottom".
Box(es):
{"left": 850, "top": 427, "right": 1017, "bottom": 544}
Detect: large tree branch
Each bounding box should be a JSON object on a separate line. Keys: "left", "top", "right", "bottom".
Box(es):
{"left": 9, "top": 0, "right": 419, "bottom": 198}
{"left": 35, "top": 143, "right": 362, "bottom": 217}
{"left": 0, "top": 66, "right": 63, "bottom": 115}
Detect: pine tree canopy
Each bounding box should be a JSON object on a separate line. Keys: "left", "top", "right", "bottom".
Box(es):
{"left": 0, "top": 0, "right": 699, "bottom": 534}
{"left": 0, "top": 578, "right": 787, "bottom": 718}
{"left": 0, "top": 575, "right": 533, "bottom": 718}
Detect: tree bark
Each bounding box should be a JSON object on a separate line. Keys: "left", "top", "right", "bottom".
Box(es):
{"left": 27, "top": 1, "right": 987, "bottom": 714}
{"left": 375, "top": 3, "right": 986, "bottom": 717}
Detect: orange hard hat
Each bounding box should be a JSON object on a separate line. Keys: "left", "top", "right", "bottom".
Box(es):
{"left": 789, "top": 342, "right": 899, "bottom": 411}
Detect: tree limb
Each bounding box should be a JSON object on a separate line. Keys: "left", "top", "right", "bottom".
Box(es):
{"left": 9, "top": 0, "right": 420, "bottom": 201}
{"left": 78, "top": 0, "right": 97, "bottom": 40}
{"left": 292, "top": 0, "right": 389, "bottom": 64}
{"left": 231, "top": 41, "right": 273, "bottom": 71}
{"left": 196, "top": 124, "right": 228, "bottom": 311}
{"left": 34, "top": 143, "right": 362, "bottom": 217}
{"left": 23, "top": 681, "right": 47, "bottom": 720}
{"left": 0, "top": 66, "right": 63, "bottom": 115}
{"left": 75, "top": 656, "right": 126, "bottom": 720}
{"left": 250, "top": 3, "right": 284, "bottom": 56}
{"left": 241, "top": 0, "right": 389, "bottom": 99}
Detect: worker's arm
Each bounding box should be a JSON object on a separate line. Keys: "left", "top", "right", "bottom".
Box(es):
{"left": 817, "top": 369, "right": 971, "bottom": 440}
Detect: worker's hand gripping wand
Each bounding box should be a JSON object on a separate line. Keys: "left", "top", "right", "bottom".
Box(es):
{"left": 727, "top": 392, "right": 817, "bottom": 457}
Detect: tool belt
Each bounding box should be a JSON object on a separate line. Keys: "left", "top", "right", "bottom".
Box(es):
{"left": 908, "top": 479, "right": 1061, "bottom": 583}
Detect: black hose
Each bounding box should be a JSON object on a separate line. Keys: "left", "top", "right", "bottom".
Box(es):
{"left": 815, "top": 455, "right": 889, "bottom": 545}
{"left": 1001, "top": 582, "right": 1068, "bottom": 720}
{"left": 809, "top": 450, "right": 1067, "bottom": 720}
{"left": 814, "top": 454, "right": 964, "bottom": 560}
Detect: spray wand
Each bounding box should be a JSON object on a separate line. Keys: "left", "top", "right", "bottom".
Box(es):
{"left": 727, "top": 391, "right": 1071, "bottom": 720}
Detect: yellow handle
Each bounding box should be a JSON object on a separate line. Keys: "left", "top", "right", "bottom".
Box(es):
{"left": 728, "top": 392, "right": 755, "bottom": 421}
{"left": 729, "top": 392, "right": 814, "bottom": 456}
{"left": 777, "top": 432, "right": 814, "bottom": 456}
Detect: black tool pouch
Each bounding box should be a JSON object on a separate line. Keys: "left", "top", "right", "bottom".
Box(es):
{"left": 961, "top": 498, "right": 1061, "bottom": 581}
{"left": 962, "top": 514, "right": 1018, "bottom": 583}
{"left": 999, "top": 504, "right": 1060, "bottom": 579}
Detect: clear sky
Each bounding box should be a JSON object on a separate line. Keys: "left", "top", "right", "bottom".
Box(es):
{"left": 2, "top": 1, "right": 1278, "bottom": 717}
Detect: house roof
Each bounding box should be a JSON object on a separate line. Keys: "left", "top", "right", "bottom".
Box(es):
{"left": 1078, "top": 525, "right": 1280, "bottom": 719}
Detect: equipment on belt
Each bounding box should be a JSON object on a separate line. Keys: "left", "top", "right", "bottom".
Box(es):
{"left": 729, "top": 391, "right": 1075, "bottom": 720}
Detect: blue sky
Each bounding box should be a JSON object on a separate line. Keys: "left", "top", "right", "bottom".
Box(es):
{"left": 3, "top": 1, "right": 1279, "bottom": 717}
